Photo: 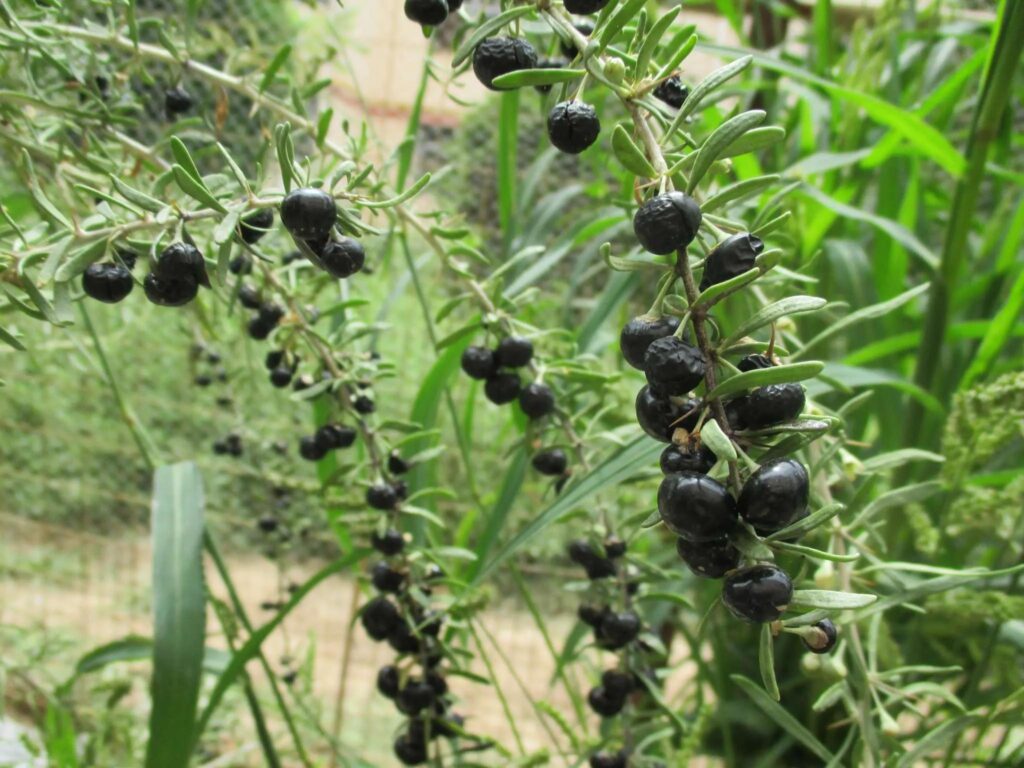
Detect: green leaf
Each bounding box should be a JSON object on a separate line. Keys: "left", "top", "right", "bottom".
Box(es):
{"left": 765, "top": 502, "right": 844, "bottom": 541}
{"left": 960, "top": 262, "right": 1024, "bottom": 388}
{"left": 451, "top": 5, "right": 535, "bottom": 67}
{"left": 146, "top": 462, "right": 206, "bottom": 768}
{"left": 612, "top": 124, "right": 657, "bottom": 177}
{"left": 654, "top": 32, "right": 698, "bottom": 81}
{"left": 699, "top": 413, "right": 736, "bottom": 461}
{"left": 687, "top": 110, "right": 766, "bottom": 192}
{"left": 732, "top": 675, "right": 835, "bottom": 762}
{"left": 759, "top": 624, "right": 780, "bottom": 701}
{"left": 169, "top": 137, "right": 203, "bottom": 185}
{"left": 0, "top": 325, "right": 26, "bottom": 351}
{"left": 706, "top": 361, "right": 823, "bottom": 400}
{"left": 634, "top": 5, "right": 680, "bottom": 79}
{"left": 316, "top": 107, "right": 333, "bottom": 148}
{"left": 896, "top": 714, "right": 980, "bottom": 768}
{"left": 491, "top": 67, "right": 586, "bottom": 88}
{"left": 259, "top": 44, "right": 292, "bottom": 92}
{"left": 702, "top": 174, "right": 779, "bottom": 214}
{"left": 790, "top": 590, "right": 877, "bottom": 609}
{"left": 111, "top": 176, "right": 165, "bottom": 213}
{"left": 172, "top": 166, "right": 228, "bottom": 213}
{"left": 216, "top": 143, "right": 251, "bottom": 193}
{"left": 668, "top": 55, "right": 752, "bottom": 135}
{"left": 860, "top": 449, "right": 944, "bottom": 473}
{"left": 719, "top": 126, "right": 786, "bottom": 158}
{"left": 850, "top": 481, "right": 942, "bottom": 528}
{"left": 362, "top": 173, "right": 431, "bottom": 209}
{"left": 693, "top": 266, "right": 761, "bottom": 308}
{"left": 54, "top": 239, "right": 107, "bottom": 283}
{"left": 463, "top": 448, "right": 528, "bottom": 582}
{"left": 599, "top": 0, "right": 648, "bottom": 52}
{"left": 73, "top": 636, "right": 229, "bottom": 677}
{"left": 720, "top": 296, "right": 827, "bottom": 349}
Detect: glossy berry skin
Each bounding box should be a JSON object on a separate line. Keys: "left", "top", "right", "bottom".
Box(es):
{"left": 371, "top": 561, "right": 405, "bottom": 593}
{"left": 388, "top": 452, "right": 410, "bottom": 475}
{"left": 164, "top": 85, "right": 192, "bottom": 115}
{"left": 229, "top": 255, "right": 252, "bottom": 275}
{"left": 676, "top": 536, "right": 740, "bottom": 579}
{"left": 397, "top": 679, "right": 435, "bottom": 715}
{"left": 238, "top": 283, "right": 262, "bottom": 309}
{"left": 376, "top": 665, "right": 400, "bottom": 698}
{"left": 447, "top": 0, "right": 463, "bottom": 9}
{"left": 353, "top": 395, "right": 375, "bottom": 414}
{"left": 461, "top": 346, "right": 497, "bottom": 379}
{"left": 635, "top": 387, "right": 699, "bottom": 443}
{"left": 247, "top": 317, "right": 273, "bottom": 340}
{"left": 803, "top": 618, "right": 838, "bottom": 654}
{"left": 82, "top": 263, "right": 133, "bottom": 303}
{"left": 280, "top": 188, "right": 337, "bottom": 241}
{"left": 620, "top": 314, "right": 680, "bottom": 370}
{"left": 700, "top": 232, "right": 765, "bottom": 291}
{"left": 393, "top": 733, "right": 427, "bottom": 766}
{"left": 588, "top": 686, "right": 625, "bottom": 717}
{"left": 371, "top": 528, "right": 405, "bottom": 556}
{"left": 157, "top": 242, "right": 210, "bottom": 287}
{"left": 547, "top": 101, "right": 601, "bottom": 154}
{"left": 472, "top": 37, "right": 538, "bottom": 91}
{"left": 238, "top": 208, "right": 274, "bottom": 244}
{"left": 484, "top": 372, "right": 520, "bottom": 404}
{"left": 404, "top": 0, "right": 448, "bottom": 26}
{"left": 564, "top": 0, "right": 609, "bottom": 13}
{"left": 722, "top": 564, "right": 793, "bottom": 623}
{"left": 737, "top": 458, "right": 809, "bottom": 535}
{"left": 598, "top": 610, "right": 641, "bottom": 649}
{"left": 387, "top": 620, "right": 421, "bottom": 654}
{"left": 658, "top": 471, "right": 736, "bottom": 542}
{"left": 633, "top": 191, "right": 702, "bottom": 255}
{"left": 602, "top": 669, "right": 635, "bottom": 699}
{"left": 361, "top": 596, "right": 400, "bottom": 640}
{"left": 113, "top": 247, "right": 137, "bottom": 270}
{"left": 269, "top": 367, "right": 293, "bottom": 388}
{"left": 589, "top": 752, "right": 627, "bottom": 768}
{"left": 660, "top": 442, "right": 716, "bottom": 475}
{"left": 367, "top": 483, "right": 399, "bottom": 510}
{"left": 653, "top": 75, "right": 689, "bottom": 109}
{"left": 741, "top": 383, "right": 806, "bottom": 430}
{"left": 519, "top": 382, "right": 555, "bottom": 419}
{"left": 298, "top": 435, "right": 327, "bottom": 462}
{"left": 320, "top": 237, "right": 365, "bottom": 278}
{"left": 494, "top": 336, "right": 533, "bottom": 368}
{"left": 317, "top": 423, "right": 356, "bottom": 450}
{"left": 532, "top": 448, "right": 567, "bottom": 476}
{"left": 578, "top": 604, "right": 606, "bottom": 627}
{"left": 643, "top": 336, "right": 706, "bottom": 396}
{"left": 143, "top": 272, "right": 198, "bottom": 307}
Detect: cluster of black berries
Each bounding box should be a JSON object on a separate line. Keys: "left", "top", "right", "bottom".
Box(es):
{"left": 191, "top": 345, "right": 228, "bottom": 388}
{"left": 298, "top": 422, "right": 356, "bottom": 462}
{"left": 403, "top": 0, "right": 462, "bottom": 28}
{"left": 460, "top": 336, "right": 557, "bottom": 420}
{"left": 145, "top": 241, "right": 210, "bottom": 307}
{"left": 212, "top": 431, "right": 243, "bottom": 457}
{"left": 280, "top": 188, "right": 366, "bottom": 279}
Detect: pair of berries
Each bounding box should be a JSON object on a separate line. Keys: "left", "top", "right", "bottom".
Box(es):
{"left": 144, "top": 242, "right": 210, "bottom": 307}
{"left": 280, "top": 188, "right": 366, "bottom": 278}
{"left": 298, "top": 423, "right": 357, "bottom": 462}
{"left": 212, "top": 433, "right": 242, "bottom": 457}
{"left": 403, "top": 0, "right": 462, "bottom": 28}
{"left": 237, "top": 208, "right": 274, "bottom": 245}
{"left": 568, "top": 538, "right": 624, "bottom": 580}
{"left": 578, "top": 605, "right": 642, "bottom": 650}
{"left": 82, "top": 247, "right": 137, "bottom": 304}
{"left": 367, "top": 480, "right": 408, "bottom": 511}
{"left": 461, "top": 339, "right": 556, "bottom": 419}
{"left": 588, "top": 669, "right": 637, "bottom": 717}
{"left": 248, "top": 300, "right": 285, "bottom": 341}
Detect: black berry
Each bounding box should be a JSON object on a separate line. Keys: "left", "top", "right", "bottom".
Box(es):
{"left": 560, "top": 22, "right": 594, "bottom": 59}
{"left": 484, "top": 372, "right": 520, "bottom": 404}
{"left": 387, "top": 620, "right": 421, "bottom": 654}
{"left": 388, "top": 452, "right": 410, "bottom": 475}
{"left": 195, "top": 374, "right": 212, "bottom": 387}
{"left": 257, "top": 515, "right": 278, "bottom": 533}
{"left": 653, "top": 75, "right": 689, "bottom": 109}
{"left": 113, "top": 247, "right": 137, "bottom": 270}
{"left": 320, "top": 237, "right": 365, "bottom": 278}
{"left": 588, "top": 685, "right": 625, "bottom": 717}
{"left": 736, "top": 383, "right": 806, "bottom": 430}
{"left": 238, "top": 208, "right": 274, "bottom": 244}
{"left": 803, "top": 618, "right": 838, "bottom": 654}
{"left": 238, "top": 283, "right": 262, "bottom": 309}
{"left": 371, "top": 528, "right": 405, "bottom": 555}
{"left": 371, "top": 561, "right": 405, "bottom": 593}
{"left": 602, "top": 669, "right": 635, "bottom": 699}
{"left": 519, "top": 382, "right": 555, "bottom": 419}
{"left": 269, "top": 367, "right": 293, "bottom": 388}
{"left": 82, "top": 263, "right": 133, "bottom": 303}
{"left": 361, "top": 596, "right": 401, "bottom": 640}
{"left": 635, "top": 387, "right": 699, "bottom": 443}
{"left": 643, "top": 336, "right": 706, "bottom": 396}
{"left": 578, "top": 604, "right": 606, "bottom": 627}
{"left": 472, "top": 37, "right": 538, "bottom": 91}
{"left": 737, "top": 353, "right": 773, "bottom": 372}
{"left": 737, "top": 458, "right": 809, "bottom": 535}
{"left": 532, "top": 448, "right": 568, "bottom": 476}
{"left": 376, "top": 665, "right": 400, "bottom": 698}
{"left": 229, "top": 255, "right": 252, "bottom": 275}
{"left": 367, "top": 483, "right": 399, "bottom": 510}
{"left": 461, "top": 346, "right": 497, "bottom": 379}
{"left": 494, "top": 336, "right": 533, "bottom": 368}
{"left": 298, "top": 435, "right": 327, "bottom": 462}
{"left": 658, "top": 471, "right": 736, "bottom": 542}
{"left": 676, "top": 536, "right": 740, "bottom": 578}
{"left": 633, "top": 192, "right": 702, "bottom": 255}
{"left": 156, "top": 242, "right": 210, "bottom": 288}
{"left": 317, "top": 423, "right": 357, "bottom": 450}
{"left": 164, "top": 85, "right": 193, "bottom": 115}
{"left": 604, "top": 537, "right": 627, "bottom": 559}
{"left": 404, "top": 0, "right": 448, "bottom": 26}
{"left": 660, "top": 442, "right": 716, "bottom": 475}
{"left": 353, "top": 395, "right": 376, "bottom": 414}
{"left": 620, "top": 314, "right": 681, "bottom": 370}
{"left": 265, "top": 350, "right": 285, "bottom": 370}
{"left": 280, "top": 188, "right": 337, "bottom": 241}
{"left": 722, "top": 564, "right": 793, "bottom": 623}
{"left": 700, "top": 232, "right": 764, "bottom": 291}
{"left": 564, "top": 0, "right": 609, "bottom": 13}
{"left": 393, "top": 733, "right": 427, "bottom": 766}
{"left": 143, "top": 272, "right": 197, "bottom": 307}
{"left": 567, "top": 539, "right": 616, "bottom": 580}
{"left": 247, "top": 317, "right": 274, "bottom": 340}
{"left": 589, "top": 751, "right": 627, "bottom": 768}
{"left": 597, "top": 610, "right": 641, "bottom": 649}
{"left": 547, "top": 101, "right": 601, "bottom": 155}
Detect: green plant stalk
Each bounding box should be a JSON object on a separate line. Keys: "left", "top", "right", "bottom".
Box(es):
{"left": 904, "top": 0, "right": 1024, "bottom": 447}
{"left": 469, "top": 621, "right": 525, "bottom": 756}
{"left": 498, "top": 89, "right": 519, "bottom": 256}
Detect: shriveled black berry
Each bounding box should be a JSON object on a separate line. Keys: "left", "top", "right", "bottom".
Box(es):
{"left": 653, "top": 75, "right": 689, "bottom": 109}
{"left": 676, "top": 536, "right": 740, "bottom": 578}
{"left": 280, "top": 188, "right": 337, "bottom": 241}
{"left": 361, "top": 596, "right": 400, "bottom": 640}
{"left": 461, "top": 345, "right": 497, "bottom": 379}
{"left": 532, "top": 448, "right": 567, "bottom": 476}
{"left": 547, "top": 101, "right": 601, "bottom": 155}
{"left": 353, "top": 394, "right": 376, "bottom": 414}
{"left": 82, "top": 263, "right": 133, "bottom": 304}
{"left": 519, "top": 382, "right": 555, "bottom": 419}
{"left": 578, "top": 604, "right": 606, "bottom": 627}
{"left": 737, "top": 383, "right": 806, "bottom": 430}
{"left": 700, "top": 232, "right": 764, "bottom": 291}
{"left": 164, "top": 85, "right": 193, "bottom": 115}
{"left": 737, "top": 353, "right": 773, "bottom": 372}
{"left": 589, "top": 751, "right": 627, "bottom": 768}
{"left": 229, "top": 255, "right": 252, "bottom": 275}
{"left": 604, "top": 537, "right": 627, "bottom": 559}
{"left": 394, "top": 734, "right": 427, "bottom": 766}
{"left": 238, "top": 208, "right": 274, "bottom": 244}
{"left": 156, "top": 242, "right": 209, "bottom": 288}
{"left": 371, "top": 528, "right": 405, "bottom": 556}
{"left": 803, "top": 618, "right": 838, "bottom": 654}
{"left": 404, "top": 0, "right": 448, "bottom": 25}
{"left": 298, "top": 435, "right": 327, "bottom": 462}
{"left": 643, "top": 336, "right": 706, "bottom": 396}
{"left": 484, "top": 372, "right": 520, "bottom": 404}
{"left": 565, "top": 0, "right": 609, "bottom": 13}
{"left": 633, "top": 192, "right": 702, "bottom": 255}
{"left": 367, "top": 483, "right": 399, "bottom": 510}
{"left": 723, "top": 564, "right": 793, "bottom": 623}
{"left": 388, "top": 452, "right": 410, "bottom": 475}
{"left": 659, "top": 442, "right": 716, "bottom": 475}
{"left": 269, "top": 367, "right": 293, "bottom": 388}
{"left": 620, "top": 314, "right": 681, "bottom": 369}
{"left": 472, "top": 37, "right": 538, "bottom": 91}
{"left": 494, "top": 336, "right": 534, "bottom": 368}
{"left": 560, "top": 22, "right": 594, "bottom": 59}
{"left": 238, "top": 283, "right": 262, "bottom": 309}
{"left": 588, "top": 686, "right": 625, "bottom": 717}
{"left": 371, "top": 561, "right": 405, "bottom": 593}
{"left": 113, "top": 247, "right": 137, "bottom": 271}
{"left": 320, "top": 237, "right": 365, "bottom": 279}
{"left": 602, "top": 669, "right": 635, "bottom": 699}
{"left": 388, "top": 620, "right": 421, "bottom": 654}
{"left": 376, "top": 665, "right": 400, "bottom": 699}
{"left": 658, "top": 471, "right": 736, "bottom": 542}
{"left": 635, "top": 387, "right": 699, "bottom": 442}
{"left": 598, "top": 610, "right": 641, "bottom": 649}
{"left": 737, "top": 458, "right": 809, "bottom": 535}
{"left": 534, "top": 57, "right": 566, "bottom": 93}
{"left": 143, "top": 272, "right": 198, "bottom": 307}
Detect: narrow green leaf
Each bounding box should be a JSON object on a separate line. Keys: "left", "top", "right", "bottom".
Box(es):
{"left": 172, "top": 166, "right": 228, "bottom": 213}
{"left": 54, "top": 239, "right": 107, "bottom": 283}
{"left": 362, "top": 173, "right": 431, "bottom": 209}
{"left": 654, "top": 32, "right": 698, "bottom": 82}
{"left": 612, "top": 124, "right": 657, "bottom": 177}
{"left": 861, "top": 449, "right": 944, "bottom": 473}
{"left": 464, "top": 448, "right": 528, "bottom": 582}
{"left": 599, "top": 0, "right": 648, "bottom": 52}
{"left": 451, "top": 5, "right": 535, "bottom": 67}
{"left": 688, "top": 110, "right": 765, "bottom": 192}
{"left": 790, "top": 590, "right": 877, "bottom": 610}
{"left": 491, "top": 67, "right": 585, "bottom": 88}
{"left": 706, "top": 361, "right": 823, "bottom": 400}
{"left": 699, "top": 416, "right": 735, "bottom": 461}
{"left": 759, "top": 625, "right": 780, "bottom": 700}
{"left": 719, "top": 126, "right": 786, "bottom": 158}
{"left": 732, "top": 675, "right": 835, "bottom": 762}
{"left": 960, "top": 263, "right": 1024, "bottom": 387}
{"left": 693, "top": 266, "right": 761, "bottom": 308}
{"left": 702, "top": 174, "right": 779, "bottom": 214}
{"left": 635, "top": 5, "right": 680, "bottom": 79}
{"left": 169, "top": 137, "right": 203, "bottom": 184}
{"left": 668, "top": 55, "right": 752, "bottom": 135}
{"left": 73, "top": 636, "right": 229, "bottom": 677}
{"left": 259, "top": 44, "right": 292, "bottom": 92}
{"left": 0, "top": 325, "right": 26, "bottom": 351}
{"left": 720, "top": 296, "right": 826, "bottom": 349}
{"left": 111, "top": 176, "right": 165, "bottom": 213}
{"left": 765, "top": 502, "right": 844, "bottom": 541}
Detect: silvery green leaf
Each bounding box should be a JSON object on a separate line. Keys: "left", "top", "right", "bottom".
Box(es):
{"left": 790, "top": 590, "right": 877, "bottom": 609}
{"left": 699, "top": 417, "right": 736, "bottom": 461}
{"left": 687, "top": 111, "right": 766, "bottom": 192}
